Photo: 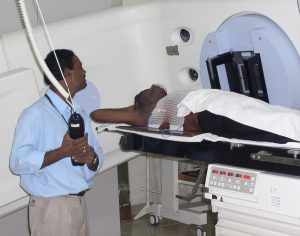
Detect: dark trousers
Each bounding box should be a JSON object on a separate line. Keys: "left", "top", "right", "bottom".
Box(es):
{"left": 197, "top": 111, "right": 294, "bottom": 144}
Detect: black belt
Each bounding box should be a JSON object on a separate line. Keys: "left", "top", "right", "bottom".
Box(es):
{"left": 69, "top": 189, "right": 87, "bottom": 197}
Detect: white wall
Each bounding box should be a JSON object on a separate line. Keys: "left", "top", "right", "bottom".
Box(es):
{"left": 123, "top": 0, "right": 153, "bottom": 5}
{"left": 0, "top": 0, "right": 110, "bottom": 35}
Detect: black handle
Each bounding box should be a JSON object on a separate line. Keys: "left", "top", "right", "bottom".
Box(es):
{"left": 68, "top": 112, "right": 85, "bottom": 166}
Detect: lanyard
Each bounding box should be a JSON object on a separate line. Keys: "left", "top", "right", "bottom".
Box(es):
{"left": 45, "top": 94, "right": 69, "bottom": 125}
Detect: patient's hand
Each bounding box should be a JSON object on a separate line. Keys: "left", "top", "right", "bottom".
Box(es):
{"left": 159, "top": 121, "right": 170, "bottom": 130}
{"left": 183, "top": 113, "right": 202, "bottom": 132}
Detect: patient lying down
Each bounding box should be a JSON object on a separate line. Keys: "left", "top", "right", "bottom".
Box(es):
{"left": 90, "top": 85, "right": 299, "bottom": 144}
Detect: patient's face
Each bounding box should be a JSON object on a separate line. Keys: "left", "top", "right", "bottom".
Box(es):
{"left": 139, "top": 84, "right": 167, "bottom": 112}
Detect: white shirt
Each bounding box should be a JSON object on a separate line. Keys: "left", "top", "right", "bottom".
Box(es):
{"left": 148, "top": 89, "right": 192, "bottom": 131}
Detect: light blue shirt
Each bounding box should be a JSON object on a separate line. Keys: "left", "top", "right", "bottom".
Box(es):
{"left": 10, "top": 89, "right": 103, "bottom": 197}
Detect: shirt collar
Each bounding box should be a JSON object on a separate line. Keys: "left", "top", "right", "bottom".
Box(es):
{"left": 45, "top": 89, "right": 81, "bottom": 115}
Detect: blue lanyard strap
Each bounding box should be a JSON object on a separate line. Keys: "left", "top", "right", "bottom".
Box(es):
{"left": 45, "top": 94, "right": 69, "bottom": 125}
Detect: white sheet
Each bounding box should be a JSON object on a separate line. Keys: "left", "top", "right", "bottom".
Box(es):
{"left": 177, "top": 89, "right": 300, "bottom": 142}
{"left": 103, "top": 124, "right": 300, "bottom": 150}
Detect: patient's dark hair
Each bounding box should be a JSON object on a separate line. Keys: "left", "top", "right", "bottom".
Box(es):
{"left": 134, "top": 85, "right": 167, "bottom": 111}
{"left": 134, "top": 89, "right": 147, "bottom": 111}
{"left": 43, "top": 49, "right": 75, "bottom": 85}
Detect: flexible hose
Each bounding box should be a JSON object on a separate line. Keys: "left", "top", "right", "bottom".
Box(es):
{"left": 17, "top": 0, "right": 70, "bottom": 100}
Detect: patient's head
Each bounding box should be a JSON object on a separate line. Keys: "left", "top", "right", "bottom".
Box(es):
{"left": 134, "top": 84, "right": 167, "bottom": 112}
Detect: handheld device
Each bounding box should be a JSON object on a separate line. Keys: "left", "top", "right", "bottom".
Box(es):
{"left": 68, "top": 112, "right": 85, "bottom": 166}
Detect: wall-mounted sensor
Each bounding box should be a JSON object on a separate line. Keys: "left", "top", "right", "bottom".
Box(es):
{"left": 171, "top": 27, "right": 193, "bottom": 45}
{"left": 188, "top": 68, "right": 199, "bottom": 81}
{"left": 180, "top": 28, "right": 190, "bottom": 43}
{"left": 179, "top": 67, "right": 201, "bottom": 86}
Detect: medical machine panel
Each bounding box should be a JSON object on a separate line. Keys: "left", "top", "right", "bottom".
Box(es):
{"left": 206, "top": 166, "right": 257, "bottom": 195}
{"left": 205, "top": 164, "right": 300, "bottom": 220}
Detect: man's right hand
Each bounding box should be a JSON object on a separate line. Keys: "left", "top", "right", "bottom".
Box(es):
{"left": 41, "top": 133, "right": 88, "bottom": 169}
{"left": 61, "top": 133, "right": 88, "bottom": 157}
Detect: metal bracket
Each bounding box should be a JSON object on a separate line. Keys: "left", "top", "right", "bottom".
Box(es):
{"left": 250, "top": 150, "right": 300, "bottom": 166}
{"left": 287, "top": 149, "right": 300, "bottom": 159}
{"left": 230, "top": 143, "right": 245, "bottom": 150}
{"left": 166, "top": 45, "right": 179, "bottom": 56}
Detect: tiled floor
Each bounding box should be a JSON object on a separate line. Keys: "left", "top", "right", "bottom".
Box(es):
{"left": 120, "top": 203, "right": 217, "bottom": 236}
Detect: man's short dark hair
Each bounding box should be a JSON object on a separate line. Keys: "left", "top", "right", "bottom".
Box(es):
{"left": 43, "top": 49, "right": 75, "bottom": 85}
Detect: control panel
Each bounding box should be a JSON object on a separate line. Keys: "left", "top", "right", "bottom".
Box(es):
{"left": 205, "top": 164, "right": 300, "bottom": 221}
{"left": 206, "top": 165, "right": 257, "bottom": 195}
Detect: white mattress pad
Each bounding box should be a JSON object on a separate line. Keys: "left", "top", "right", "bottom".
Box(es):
{"left": 103, "top": 124, "right": 300, "bottom": 150}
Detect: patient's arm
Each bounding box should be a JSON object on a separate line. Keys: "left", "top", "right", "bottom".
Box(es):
{"left": 116, "top": 105, "right": 135, "bottom": 111}
{"left": 90, "top": 108, "right": 147, "bottom": 126}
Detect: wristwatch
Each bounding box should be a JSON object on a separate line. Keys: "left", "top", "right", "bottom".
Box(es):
{"left": 93, "top": 154, "right": 98, "bottom": 165}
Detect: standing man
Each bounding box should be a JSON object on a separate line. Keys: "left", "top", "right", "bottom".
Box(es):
{"left": 10, "top": 49, "right": 103, "bottom": 236}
